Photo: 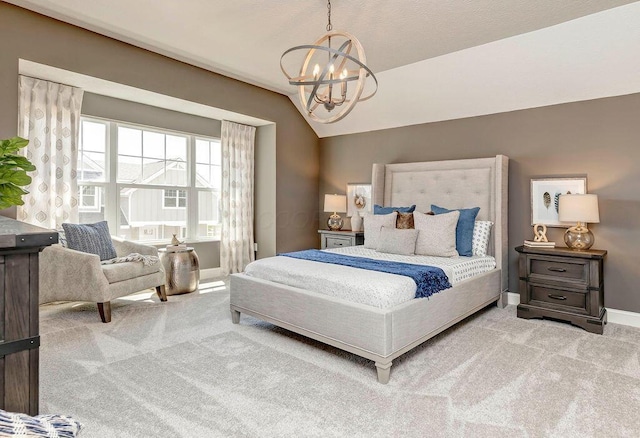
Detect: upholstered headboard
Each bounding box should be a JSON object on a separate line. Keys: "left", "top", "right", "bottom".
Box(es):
{"left": 371, "top": 155, "right": 509, "bottom": 292}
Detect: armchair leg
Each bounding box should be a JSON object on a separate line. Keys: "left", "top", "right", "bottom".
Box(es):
{"left": 98, "top": 302, "right": 112, "bottom": 323}
{"left": 156, "top": 285, "right": 167, "bottom": 302}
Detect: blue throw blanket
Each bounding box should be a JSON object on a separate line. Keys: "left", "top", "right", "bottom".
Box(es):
{"left": 279, "top": 249, "right": 451, "bottom": 299}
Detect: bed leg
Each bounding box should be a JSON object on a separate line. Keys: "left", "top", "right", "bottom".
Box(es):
{"left": 497, "top": 291, "right": 508, "bottom": 309}
{"left": 231, "top": 309, "right": 241, "bottom": 324}
{"left": 375, "top": 362, "right": 392, "bottom": 384}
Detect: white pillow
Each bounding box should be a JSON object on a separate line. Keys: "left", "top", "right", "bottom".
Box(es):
{"left": 364, "top": 212, "right": 397, "bottom": 249}
{"left": 413, "top": 210, "right": 460, "bottom": 257}
{"left": 376, "top": 226, "right": 419, "bottom": 255}
{"left": 472, "top": 221, "right": 494, "bottom": 256}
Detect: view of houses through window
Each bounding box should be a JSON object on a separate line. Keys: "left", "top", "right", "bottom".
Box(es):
{"left": 78, "top": 117, "right": 221, "bottom": 242}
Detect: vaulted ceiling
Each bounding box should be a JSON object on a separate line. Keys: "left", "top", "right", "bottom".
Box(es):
{"left": 7, "top": 0, "right": 640, "bottom": 137}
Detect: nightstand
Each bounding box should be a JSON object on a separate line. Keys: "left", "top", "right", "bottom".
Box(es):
{"left": 318, "top": 229, "right": 364, "bottom": 249}
{"left": 515, "top": 245, "right": 607, "bottom": 334}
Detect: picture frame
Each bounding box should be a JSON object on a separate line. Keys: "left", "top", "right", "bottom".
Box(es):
{"left": 346, "top": 183, "right": 371, "bottom": 217}
{"left": 531, "top": 177, "right": 587, "bottom": 226}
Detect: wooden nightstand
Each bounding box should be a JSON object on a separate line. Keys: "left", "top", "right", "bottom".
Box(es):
{"left": 515, "top": 245, "right": 607, "bottom": 334}
{"left": 318, "top": 229, "right": 364, "bottom": 249}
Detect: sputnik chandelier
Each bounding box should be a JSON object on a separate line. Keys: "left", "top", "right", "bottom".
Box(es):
{"left": 280, "top": 0, "right": 377, "bottom": 124}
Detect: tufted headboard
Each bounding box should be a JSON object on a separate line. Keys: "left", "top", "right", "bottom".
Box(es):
{"left": 371, "top": 155, "right": 509, "bottom": 292}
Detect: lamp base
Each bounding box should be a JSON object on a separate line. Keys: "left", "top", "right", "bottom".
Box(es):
{"left": 327, "top": 213, "right": 343, "bottom": 231}
{"left": 564, "top": 224, "right": 594, "bottom": 250}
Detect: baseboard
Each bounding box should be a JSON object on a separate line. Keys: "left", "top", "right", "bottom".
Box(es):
{"left": 607, "top": 308, "right": 640, "bottom": 329}
{"left": 505, "top": 291, "right": 640, "bottom": 329}
{"left": 507, "top": 292, "right": 520, "bottom": 306}
{"left": 200, "top": 267, "right": 223, "bottom": 279}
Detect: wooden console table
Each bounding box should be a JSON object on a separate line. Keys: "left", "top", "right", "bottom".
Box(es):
{"left": 0, "top": 216, "right": 57, "bottom": 415}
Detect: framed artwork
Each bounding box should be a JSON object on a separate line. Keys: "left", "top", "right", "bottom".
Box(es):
{"left": 531, "top": 177, "right": 587, "bottom": 226}
{"left": 346, "top": 183, "right": 371, "bottom": 217}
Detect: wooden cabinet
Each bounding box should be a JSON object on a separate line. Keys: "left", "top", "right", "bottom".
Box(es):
{"left": 516, "top": 245, "right": 606, "bottom": 334}
{"left": 318, "top": 230, "right": 364, "bottom": 249}
{"left": 0, "top": 217, "right": 57, "bottom": 415}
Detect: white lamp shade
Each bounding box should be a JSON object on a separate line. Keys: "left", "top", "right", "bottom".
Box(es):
{"left": 324, "top": 194, "right": 346, "bottom": 213}
{"left": 558, "top": 194, "right": 600, "bottom": 223}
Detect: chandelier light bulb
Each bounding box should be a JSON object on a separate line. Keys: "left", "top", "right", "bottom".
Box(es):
{"left": 313, "top": 64, "right": 320, "bottom": 79}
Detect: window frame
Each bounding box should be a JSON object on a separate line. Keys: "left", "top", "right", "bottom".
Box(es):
{"left": 78, "top": 116, "right": 221, "bottom": 244}
{"left": 162, "top": 188, "right": 187, "bottom": 209}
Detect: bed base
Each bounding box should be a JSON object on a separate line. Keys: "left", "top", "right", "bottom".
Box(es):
{"left": 230, "top": 270, "right": 504, "bottom": 384}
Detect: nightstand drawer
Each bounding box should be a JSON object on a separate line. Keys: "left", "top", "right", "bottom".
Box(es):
{"left": 529, "top": 257, "right": 588, "bottom": 284}
{"left": 529, "top": 284, "right": 588, "bottom": 313}
{"left": 325, "top": 236, "right": 351, "bottom": 249}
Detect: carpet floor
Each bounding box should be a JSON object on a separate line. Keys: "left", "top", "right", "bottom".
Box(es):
{"left": 39, "top": 279, "right": 640, "bottom": 437}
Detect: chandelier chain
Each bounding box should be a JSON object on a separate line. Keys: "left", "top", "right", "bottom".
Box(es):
{"left": 326, "top": 0, "right": 332, "bottom": 32}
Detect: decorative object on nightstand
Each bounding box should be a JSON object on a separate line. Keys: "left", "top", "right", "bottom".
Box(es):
{"left": 318, "top": 229, "right": 364, "bottom": 249}
{"left": 350, "top": 211, "right": 363, "bottom": 232}
{"left": 558, "top": 194, "right": 600, "bottom": 250}
{"left": 324, "top": 194, "right": 347, "bottom": 230}
{"left": 524, "top": 224, "right": 555, "bottom": 248}
{"left": 516, "top": 245, "right": 607, "bottom": 334}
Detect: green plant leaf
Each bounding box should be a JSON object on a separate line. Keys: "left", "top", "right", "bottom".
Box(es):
{"left": 7, "top": 155, "right": 36, "bottom": 171}
{"left": 0, "top": 137, "right": 34, "bottom": 209}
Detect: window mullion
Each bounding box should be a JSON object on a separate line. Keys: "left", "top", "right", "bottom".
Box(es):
{"left": 187, "top": 135, "right": 198, "bottom": 240}
{"left": 106, "top": 122, "right": 119, "bottom": 235}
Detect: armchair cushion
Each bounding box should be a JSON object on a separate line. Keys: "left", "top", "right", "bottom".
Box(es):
{"left": 101, "top": 261, "right": 162, "bottom": 284}
{"left": 62, "top": 221, "right": 117, "bottom": 261}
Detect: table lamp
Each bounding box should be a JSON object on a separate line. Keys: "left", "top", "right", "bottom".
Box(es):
{"left": 324, "top": 194, "right": 347, "bottom": 230}
{"left": 558, "top": 194, "right": 600, "bottom": 250}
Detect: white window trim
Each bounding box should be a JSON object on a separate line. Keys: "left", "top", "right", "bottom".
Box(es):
{"left": 78, "top": 116, "right": 222, "bottom": 243}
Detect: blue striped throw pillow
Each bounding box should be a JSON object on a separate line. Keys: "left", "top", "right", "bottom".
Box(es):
{"left": 62, "top": 221, "right": 117, "bottom": 261}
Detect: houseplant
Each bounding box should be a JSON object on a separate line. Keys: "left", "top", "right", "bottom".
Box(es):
{"left": 0, "top": 136, "right": 35, "bottom": 210}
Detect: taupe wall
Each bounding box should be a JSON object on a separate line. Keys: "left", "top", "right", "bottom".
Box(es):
{"left": 320, "top": 93, "right": 640, "bottom": 313}
{"left": 0, "top": 3, "right": 319, "bottom": 256}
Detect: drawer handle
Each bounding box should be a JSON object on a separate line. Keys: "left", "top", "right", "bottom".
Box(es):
{"left": 547, "top": 267, "right": 567, "bottom": 273}
{"left": 548, "top": 294, "right": 567, "bottom": 301}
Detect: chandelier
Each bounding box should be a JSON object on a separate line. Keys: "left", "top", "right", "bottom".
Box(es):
{"left": 280, "top": 0, "right": 377, "bottom": 124}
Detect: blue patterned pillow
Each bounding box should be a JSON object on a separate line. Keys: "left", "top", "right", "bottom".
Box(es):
{"left": 62, "top": 221, "right": 117, "bottom": 261}
{"left": 0, "top": 409, "right": 82, "bottom": 437}
{"left": 431, "top": 205, "right": 480, "bottom": 257}
{"left": 373, "top": 204, "right": 416, "bottom": 214}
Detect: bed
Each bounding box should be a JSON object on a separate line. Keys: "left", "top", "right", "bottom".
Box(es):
{"left": 230, "top": 155, "right": 509, "bottom": 383}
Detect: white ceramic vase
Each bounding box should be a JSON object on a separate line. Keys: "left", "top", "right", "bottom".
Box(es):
{"left": 350, "top": 211, "right": 363, "bottom": 232}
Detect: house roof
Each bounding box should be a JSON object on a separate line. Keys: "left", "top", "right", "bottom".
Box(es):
{"left": 9, "top": 1, "right": 640, "bottom": 137}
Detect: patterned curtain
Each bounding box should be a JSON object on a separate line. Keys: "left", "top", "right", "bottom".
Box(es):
{"left": 220, "top": 120, "right": 256, "bottom": 275}
{"left": 17, "top": 76, "right": 84, "bottom": 228}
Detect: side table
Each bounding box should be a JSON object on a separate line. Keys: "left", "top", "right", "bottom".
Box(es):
{"left": 515, "top": 245, "right": 606, "bottom": 334}
{"left": 158, "top": 247, "right": 200, "bottom": 295}
{"left": 318, "top": 229, "right": 364, "bottom": 249}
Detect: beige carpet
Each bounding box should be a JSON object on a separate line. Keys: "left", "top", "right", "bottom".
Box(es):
{"left": 39, "top": 279, "right": 640, "bottom": 437}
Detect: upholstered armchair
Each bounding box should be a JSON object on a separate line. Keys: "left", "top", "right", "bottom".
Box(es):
{"left": 39, "top": 237, "right": 167, "bottom": 323}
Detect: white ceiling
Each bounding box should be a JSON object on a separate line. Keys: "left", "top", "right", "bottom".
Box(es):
{"left": 7, "top": 0, "right": 640, "bottom": 137}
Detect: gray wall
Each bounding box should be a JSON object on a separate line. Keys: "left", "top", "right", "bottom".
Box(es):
{"left": 82, "top": 92, "right": 222, "bottom": 138}
{"left": 0, "top": 3, "right": 319, "bottom": 257}
{"left": 320, "top": 93, "right": 640, "bottom": 314}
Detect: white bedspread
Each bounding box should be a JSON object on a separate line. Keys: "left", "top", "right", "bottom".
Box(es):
{"left": 243, "top": 247, "right": 496, "bottom": 309}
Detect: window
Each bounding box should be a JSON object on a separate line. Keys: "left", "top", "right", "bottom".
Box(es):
{"left": 163, "top": 189, "right": 187, "bottom": 208}
{"left": 78, "top": 117, "right": 221, "bottom": 242}
{"left": 79, "top": 185, "right": 100, "bottom": 211}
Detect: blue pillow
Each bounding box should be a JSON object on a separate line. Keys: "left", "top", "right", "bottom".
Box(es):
{"left": 62, "top": 221, "right": 117, "bottom": 261}
{"left": 431, "top": 205, "right": 480, "bottom": 257}
{"left": 374, "top": 204, "right": 416, "bottom": 214}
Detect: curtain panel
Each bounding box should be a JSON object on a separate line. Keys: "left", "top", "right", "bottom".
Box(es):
{"left": 220, "top": 120, "right": 256, "bottom": 275}
{"left": 17, "top": 76, "right": 84, "bottom": 229}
